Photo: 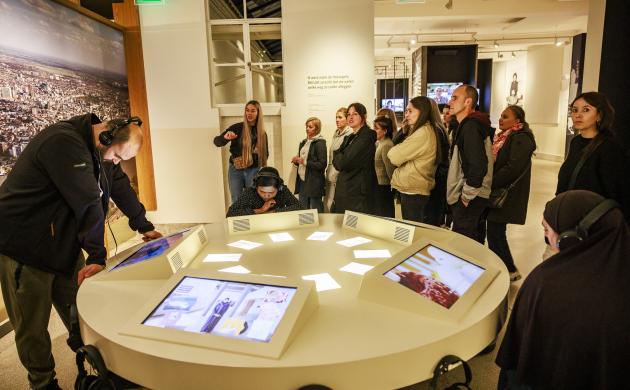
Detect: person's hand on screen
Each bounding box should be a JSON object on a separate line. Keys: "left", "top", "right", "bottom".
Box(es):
{"left": 78, "top": 264, "right": 104, "bottom": 286}
{"left": 142, "top": 230, "right": 163, "bottom": 242}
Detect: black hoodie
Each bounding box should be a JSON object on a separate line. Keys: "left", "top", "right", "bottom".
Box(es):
{"left": 0, "top": 113, "right": 153, "bottom": 275}
{"left": 446, "top": 111, "right": 494, "bottom": 204}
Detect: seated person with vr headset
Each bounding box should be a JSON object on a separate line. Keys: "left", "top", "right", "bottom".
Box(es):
{"left": 227, "top": 166, "right": 302, "bottom": 217}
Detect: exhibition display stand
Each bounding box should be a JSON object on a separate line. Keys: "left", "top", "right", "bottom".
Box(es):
{"left": 77, "top": 212, "right": 509, "bottom": 390}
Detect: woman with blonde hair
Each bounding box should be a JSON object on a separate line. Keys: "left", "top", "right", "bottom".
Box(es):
{"left": 214, "top": 100, "right": 268, "bottom": 203}
{"left": 324, "top": 107, "right": 353, "bottom": 212}
{"left": 291, "top": 117, "right": 327, "bottom": 212}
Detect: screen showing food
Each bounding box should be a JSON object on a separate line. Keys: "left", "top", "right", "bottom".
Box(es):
{"left": 111, "top": 230, "right": 189, "bottom": 271}
{"left": 380, "top": 98, "right": 405, "bottom": 112}
{"left": 384, "top": 245, "right": 484, "bottom": 309}
{"left": 143, "top": 277, "right": 297, "bottom": 343}
{"left": 426, "top": 82, "right": 462, "bottom": 105}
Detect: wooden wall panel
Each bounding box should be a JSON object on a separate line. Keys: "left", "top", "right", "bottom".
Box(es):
{"left": 113, "top": 0, "right": 158, "bottom": 210}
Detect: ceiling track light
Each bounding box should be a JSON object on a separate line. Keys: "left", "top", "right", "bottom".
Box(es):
{"left": 497, "top": 52, "right": 504, "bottom": 59}
{"left": 493, "top": 40, "right": 499, "bottom": 49}
{"left": 445, "top": 0, "right": 453, "bottom": 10}
{"left": 511, "top": 51, "right": 516, "bottom": 58}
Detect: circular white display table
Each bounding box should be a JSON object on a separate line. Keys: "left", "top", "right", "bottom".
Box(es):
{"left": 77, "top": 214, "right": 509, "bottom": 390}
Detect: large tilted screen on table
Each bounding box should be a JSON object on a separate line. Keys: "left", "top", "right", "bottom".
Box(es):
{"left": 384, "top": 245, "right": 485, "bottom": 309}
{"left": 111, "top": 230, "right": 189, "bottom": 271}
{"left": 143, "top": 277, "right": 296, "bottom": 343}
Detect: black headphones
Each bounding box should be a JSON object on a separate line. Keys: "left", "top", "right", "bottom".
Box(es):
{"left": 253, "top": 167, "right": 284, "bottom": 191}
{"left": 557, "top": 199, "right": 619, "bottom": 251}
{"left": 99, "top": 116, "right": 143, "bottom": 146}
{"left": 430, "top": 354, "right": 473, "bottom": 390}
{"left": 75, "top": 345, "right": 116, "bottom": 390}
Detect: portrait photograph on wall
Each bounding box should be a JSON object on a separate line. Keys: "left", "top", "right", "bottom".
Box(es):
{"left": 0, "top": 0, "right": 130, "bottom": 180}
{"left": 504, "top": 56, "right": 526, "bottom": 107}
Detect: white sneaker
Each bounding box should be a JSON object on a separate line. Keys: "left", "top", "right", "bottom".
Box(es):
{"left": 509, "top": 270, "right": 522, "bottom": 282}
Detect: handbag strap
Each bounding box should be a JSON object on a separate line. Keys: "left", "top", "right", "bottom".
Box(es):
{"left": 506, "top": 164, "right": 529, "bottom": 191}
{"left": 567, "top": 137, "right": 603, "bottom": 190}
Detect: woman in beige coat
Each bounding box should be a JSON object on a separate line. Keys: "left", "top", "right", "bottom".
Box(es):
{"left": 387, "top": 96, "right": 439, "bottom": 222}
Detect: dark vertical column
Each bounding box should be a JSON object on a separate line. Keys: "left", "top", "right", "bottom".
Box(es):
{"left": 598, "top": 0, "right": 630, "bottom": 150}
{"left": 565, "top": 33, "right": 587, "bottom": 157}
{"left": 598, "top": 0, "right": 630, "bottom": 218}
{"left": 476, "top": 59, "right": 493, "bottom": 113}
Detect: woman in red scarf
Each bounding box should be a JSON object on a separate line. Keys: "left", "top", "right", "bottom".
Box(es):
{"left": 487, "top": 105, "right": 536, "bottom": 281}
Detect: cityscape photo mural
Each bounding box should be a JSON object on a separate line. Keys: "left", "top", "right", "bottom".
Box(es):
{"left": 0, "top": 0, "right": 130, "bottom": 178}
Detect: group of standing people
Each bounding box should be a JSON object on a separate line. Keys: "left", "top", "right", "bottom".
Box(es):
{"left": 214, "top": 90, "right": 627, "bottom": 286}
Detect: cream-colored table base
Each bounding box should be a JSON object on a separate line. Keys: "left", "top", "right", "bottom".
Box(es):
{"left": 78, "top": 215, "right": 509, "bottom": 390}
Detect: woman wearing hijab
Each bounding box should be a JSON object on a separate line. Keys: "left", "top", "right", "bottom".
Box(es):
{"left": 487, "top": 105, "right": 536, "bottom": 282}
{"left": 291, "top": 117, "right": 327, "bottom": 212}
{"left": 214, "top": 100, "right": 268, "bottom": 203}
{"left": 332, "top": 102, "right": 377, "bottom": 214}
{"left": 496, "top": 190, "right": 630, "bottom": 390}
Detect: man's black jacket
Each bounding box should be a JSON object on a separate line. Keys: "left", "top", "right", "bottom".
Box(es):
{"left": 0, "top": 114, "right": 154, "bottom": 275}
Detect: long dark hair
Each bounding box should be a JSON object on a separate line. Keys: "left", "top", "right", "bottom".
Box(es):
{"left": 571, "top": 91, "right": 616, "bottom": 159}
{"left": 347, "top": 102, "right": 368, "bottom": 127}
{"left": 373, "top": 116, "right": 393, "bottom": 139}
{"left": 407, "top": 96, "right": 432, "bottom": 135}
{"left": 408, "top": 96, "right": 447, "bottom": 167}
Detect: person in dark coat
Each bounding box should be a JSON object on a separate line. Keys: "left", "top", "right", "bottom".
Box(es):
{"left": 556, "top": 92, "right": 626, "bottom": 216}
{"left": 291, "top": 117, "right": 327, "bottom": 212}
{"left": 226, "top": 166, "right": 301, "bottom": 217}
{"left": 331, "top": 102, "right": 377, "bottom": 214}
{"left": 496, "top": 190, "right": 630, "bottom": 390}
{"left": 0, "top": 114, "right": 161, "bottom": 389}
{"left": 487, "top": 105, "right": 536, "bottom": 282}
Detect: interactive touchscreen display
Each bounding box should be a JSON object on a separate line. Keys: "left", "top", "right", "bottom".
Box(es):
{"left": 111, "top": 230, "right": 189, "bottom": 271}
{"left": 384, "top": 245, "right": 484, "bottom": 309}
{"left": 143, "top": 277, "right": 296, "bottom": 343}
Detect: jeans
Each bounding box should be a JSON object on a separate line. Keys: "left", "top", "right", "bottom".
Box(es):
{"left": 400, "top": 193, "right": 429, "bottom": 222}
{"left": 487, "top": 221, "right": 518, "bottom": 272}
{"left": 298, "top": 193, "right": 324, "bottom": 213}
{"left": 451, "top": 196, "right": 489, "bottom": 243}
{"left": 228, "top": 163, "right": 259, "bottom": 204}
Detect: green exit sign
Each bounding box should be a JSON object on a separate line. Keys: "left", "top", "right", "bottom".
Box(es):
{"left": 134, "top": 0, "right": 164, "bottom": 4}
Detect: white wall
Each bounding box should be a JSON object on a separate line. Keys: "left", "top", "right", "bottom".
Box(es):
{"left": 525, "top": 44, "right": 571, "bottom": 159}
{"left": 583, "top": 0, "right": 607, "bottom": 91}
{"left": 281, "top": 0, "right": 375, "bottom": 189}
{"left": 139, "top": 0, "right": 226, "bottom": 223}
{"left": 491, "top": 44, "right": 572, "bottom": 160}
{"left": 138, "top": 0, "right": 373, "bottom": 221}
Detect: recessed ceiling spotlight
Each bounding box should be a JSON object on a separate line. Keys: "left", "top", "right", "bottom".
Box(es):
{"left": 410, "top": 38, "right": 417, "bottom": 45}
